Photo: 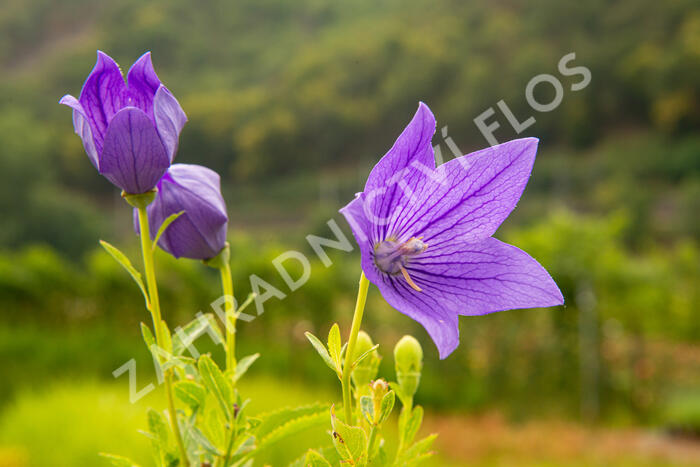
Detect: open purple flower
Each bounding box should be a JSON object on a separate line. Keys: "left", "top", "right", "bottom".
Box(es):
{"left": 340, "top": 103, "right": 563, "bottom": 359}
{"left": 138, "top": 164, "right": 228, "bottom": 260}
{"left": 60, "top": 51, "right": 187, "bottom": 194}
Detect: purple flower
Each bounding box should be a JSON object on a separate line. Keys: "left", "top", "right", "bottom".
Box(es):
{"left": 60, "top": 51, "right": 187, "bottom": 194}
{"left": 139, "top": 164, "right": 228, "bottom": 260}
{"left": 340, "top": 103, "right": 564, "bottom": 359}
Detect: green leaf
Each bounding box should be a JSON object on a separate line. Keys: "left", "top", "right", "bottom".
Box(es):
{"left": 147, "top": 408, "right": 171, "bottom": 447}
{"left": 400, "top": 405, "right": 423, "bottom": 445}
{"left": 352, "top": 344, "right": 379, "bottom": 368}
{"left": 198, "top": 354, "right": 234, "bottom": 420}
{"left": 100, "top": 240, "right": 149, "bottom": 308}
{"left": 255, "top": 403, "right": 329, "bottom": 442}
{"left": 234, "top": 353, "right": 260, "bottom": 382}
{"left": 305, "top": 331, "right": 337, "bottom": 373}
{"left": 160, "top": 320, "right": 173, "bottom": 354}
{"left": 173, "top": 313, "right": 224, "bottom": 356}
{"left": 377, "top": 390, "right": 395, "bottom": 424}
{"left": 99, "top": 453, "right": 141, "bottom": 467}
{"left": 173, "top": 380, "right": 206, "bottom": 411}
{"left": 141, "top": 322, "right": 156, "bottom": 349}
{"left": 360, "top": 396, "right": 374, "bottom": 424}
{"left": 330, "top": 406, "right": 367, "bottom": 464}
{"left": 304, "top": 449, "right": 333, "bottom": 466}
{"left": 152, "top": 211, "right": 184, "bottom": 252}
{"left": 189, "top": 425, "right": 223, "bottom": 456}
{"left": 243, "top": 404, "right": 328, "bottom": 461}
{"left": 396, "top": 434, "right": 437, "bottom": 466}
{"left": 327, "top": 323, "right": 342, "bottom": 368}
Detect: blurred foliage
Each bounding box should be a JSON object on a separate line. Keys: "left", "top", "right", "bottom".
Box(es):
{"left": 0, "top": 210, "right": 698, "bottom": 425}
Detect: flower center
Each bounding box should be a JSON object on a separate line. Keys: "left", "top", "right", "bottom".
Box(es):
{"left": 374, "top": 237, "right": 427, "bottom": 291}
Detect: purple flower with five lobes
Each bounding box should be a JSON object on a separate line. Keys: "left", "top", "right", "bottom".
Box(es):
{"left": 137, "top": 164, "right": 228, "bottom": 260}
{"left": 340, "top": 103, "right": 564, "bottom": 359}
{"left": 60, "top": 51, "right": 187, "bottom": 194}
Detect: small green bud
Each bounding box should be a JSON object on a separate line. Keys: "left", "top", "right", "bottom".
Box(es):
{"left": 352, "top": 330, "right": 381, "bottom": 390}
{"left": 394, "top": 335, "right": 423, "bottom": 399}
{"left": 370, "top": 378, "right": 390, "bottom": 418}
{"left": 353, "top": 331, "right": 374, "bottom": 358}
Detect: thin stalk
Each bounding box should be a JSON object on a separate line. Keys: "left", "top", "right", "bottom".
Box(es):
{"left": 367, "top": 424, "right": 379, "bottom": 459}
{"left": 341, "top": 271, "right": 370, "bottom": 425}
{"left": 219, "top": 262, "right": 236, "bottom": 377}
{"left": 137, "top": 206, "right": 189, "bottom": 467}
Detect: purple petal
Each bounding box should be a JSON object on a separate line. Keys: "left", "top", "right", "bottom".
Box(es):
{"left": 388, "top": 138, "right": 540, "bottom": 246}
{"left": 362, "top": 102, "right": 436, "bottom": 243}
{"left": 78, "top": 51, "right": 127, "bottom": 153}
{"left": 125, "top": 52, "right": 162, "bottom": 119}
{"left": 371, "top": 236, "right": 563, "bottom": 359}
{"left": 59, "top": 95, "right": 99, "bottom": 169}
{"left": 154, "top": 85, "right": 187, "bottom": 162}
{"left": 149, "top": 164, "right": 228, "bottom": 259}
{"left": 99, "top": 107, "right": 169, "bottom": 194}
{"left": 364, "top": 257, "right": 460, "bottom": 359}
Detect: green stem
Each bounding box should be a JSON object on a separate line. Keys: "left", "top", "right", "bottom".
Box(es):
{"left": 137, "top": 206, "right": 189, "bottom": 467}
{"left": 342, "top": 271, "right": 370, "bottom": 425}
{"left": 219, "top": 262, "right": 236, "bottom": 377}
{"left": 367, "top": 424, "right": 379, "bottom": 460}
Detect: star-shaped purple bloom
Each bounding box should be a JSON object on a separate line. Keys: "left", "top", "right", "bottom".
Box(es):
{"left": 340, "top": 103, "right": 564, "bottom": 359}
{"left": 60, "top": 51, "right": 187, "bottom": 194}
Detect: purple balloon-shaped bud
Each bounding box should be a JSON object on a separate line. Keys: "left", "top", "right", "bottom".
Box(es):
{"left": 138, "top": 164, "right": 228, "bottom": 260}
{"left": 60, "top": 51, "right": 187, "bottom": 194}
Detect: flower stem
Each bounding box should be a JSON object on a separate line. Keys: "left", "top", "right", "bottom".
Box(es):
{"left": 342, "top": 271, "right": 370, "bottom": 425}
{"left": 137, "top": 206, "right": 189, "bottom": 467}
{"left": 218, "top": 261, "right": 236, "bottom": 377}
{"left": 367, "top": 424, "right": 379, "bottom": 459}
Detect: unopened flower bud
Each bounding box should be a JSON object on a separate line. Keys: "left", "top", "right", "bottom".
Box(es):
{"left": 394, "top": 335, "right": 423, "bottom": 398}
{"left": 352, "top": 330, "right": 380, "bottom": 390}
{"left": 370, "top": 379, "right": 389, "bottom": 417}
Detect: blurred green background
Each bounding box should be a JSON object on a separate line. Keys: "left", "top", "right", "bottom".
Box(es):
{"left": 0, "top": 0, "right": 699, "bottom": 465}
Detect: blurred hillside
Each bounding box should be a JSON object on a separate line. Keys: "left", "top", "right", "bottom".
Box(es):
{"left": 0, "top": 0, "right": 698, "bottom": 254}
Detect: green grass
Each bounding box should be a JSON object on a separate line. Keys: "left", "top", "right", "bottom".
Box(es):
{"left": 0, "top": 377, "right": 338, "bottom": 467}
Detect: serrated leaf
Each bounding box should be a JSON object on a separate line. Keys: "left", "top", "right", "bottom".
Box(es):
{"left": 198, "top": 354, "right": 234, "bottom": 420}
{"left": 152, "top": 211, "right": 184, "bottom": 252}
{"left": 377, "top": 390, "right": 395, "bottom": 424}
{"left": 327, "top": 323, "right": 342, "bottom": 368}
{"left": 304, "top": 449, "right": 333, "bottom": 466}
{"left": 173, "top": 380, "right": 206, "bottom": 411}
{"left": 100, "top": 240, "right": 149, "bottom": 308}
{"left": 234, "top": 353, "right": 260, "bottom": 382}
{"left": 99, "top": 453, "right": 141, "bottom": 467}
{"left": 255, "top": 403, "right": 329, "bottom": 442}
{"left": 330, "top": 406, "right": 367, "bottom": 464}
{"left": 242, "top": 404, "right": 328, "bottom": 462}
{"left": 352, "top": 344, "right": 379, "bottom": 368}
{"left": 305, "top": 332, "right": 337, "bottom": 373}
